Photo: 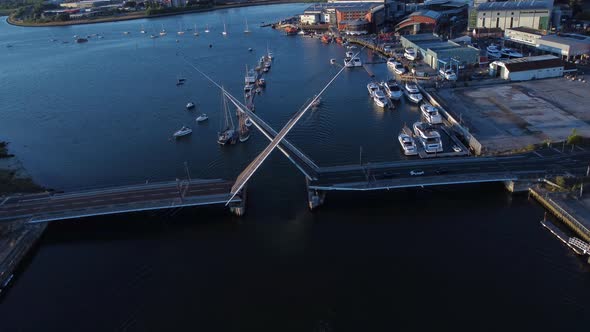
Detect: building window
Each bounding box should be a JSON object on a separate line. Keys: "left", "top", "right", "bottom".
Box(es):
{"left": 496, "top": 17, "right": 500, "bottom": 28}
{"left": 511, "top": 12, "right": 514, "bottom": 15}
{"left": 510, "top": 17, "right": 513, "bottom": 28}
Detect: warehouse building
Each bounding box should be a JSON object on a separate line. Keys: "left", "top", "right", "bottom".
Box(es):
{"left": 537, "top": 33, "right": 590, "bottom": 61}
{"left": 489, "top": 55, "right": 574, "bottom": 81}
{"left": 401, "top": 34, "right": 480, "bottom": 69}
{"left": 473, "top": 0, "right": 552, "bottom": 31}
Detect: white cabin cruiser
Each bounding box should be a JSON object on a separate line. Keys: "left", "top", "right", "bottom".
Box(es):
{"left": 382, "top": 80, "right": 402, "bottom": 100}
{"left": 398, "top": 133, "right": 418, "bottom": 156}
{"left": 501, "top": 48, "right": 523, "bottom": 58}
{"left": 413, "top": 122, "right": 443, "bottom": 153}
{"left": 367, "top": 82, "right": 380, "bottom": 96}
{"left": 173, "top": 126, "right": 192, "bottom": 138}
{"left": 404, "top": 48, "right": 417, "bottom": 61}
{"left": 373, "top": 90, "right": 388, "bottom": 108}
{"left": 196, "top": 114, "right": 209, "bottom": 122}
{"left": 486, "top": 44, "right": 501, "bottom": 59}
{"left": 420, "top": 103, "right": 443, "bottom": 124}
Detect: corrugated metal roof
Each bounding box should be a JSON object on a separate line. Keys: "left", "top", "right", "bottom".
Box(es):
{"left": 501, "top": 55, "right": 563, "bottom": 72}
{"left": 477, "top": 0, "right": 551, "bottom": 11}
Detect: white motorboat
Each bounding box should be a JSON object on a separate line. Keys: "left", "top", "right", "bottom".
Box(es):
{"left": 244, "top": 84, "right": 254, "bottom": 94}
{"left": 344, "top": 57, "right": 353, "bottom": 67}
{"left": 486, "top": 44, "right": 501, "bottom": 59}
{"left": 186, "top": 102, "right": 195, "bottom": 109}
{"left": 222, "top": 23, "right": 227, "bottom": 36}
{"left": 351, "top": 57, "right": 362, "bottom": 67}
{"left": 367, "top": 82, "right": 380, "bottom": 96}
{"left": 204, "top": 24, "right": 210, "bottom": 33}
{"left": 406, "top": 92, "right": 423, "bottom": 103}
{"left": 196, "top": 114, "right": 208, "bottom": 122}
{"left": 393, "top": 62, "right": 406, "bottom": 75}
{"left": 173, "top": 126, "right": 192, "bottom": 138}
{"left": 452, "top": 145, "right": 462, "bottom": 152}
{"left": 140, "top": 25, "right": 146, "bottom": 34}
{"left": 123, "top": 31, "right": 130, "bottom": 35}
{"left": 404, "top": 48, "right": 417, "bottom": 61}
{"left": 439, "top": 68, "right": 457, "bottom": 81}
{"left": 398, "top": 133, "right": 418, "bottom": 156}
{"left": 501, "top": 47, "right": 523, "bottom": 58}
{"left": 345, "top": 51, "right": 354, "bottom": 58}
{"left": 420, "top": 103, "right": 443, "bottom": 124}
{"left": 330, "top": 58, "right": 336, "bottom": 64}
{"left": 405, "top": 82, "right": 420, "bottom": 94}
{"left": 160, "top": 25, "right": 167, "bottom": 36}
{"left": 413, "top": 122, "right": 443, "bottom": 153}
{"left": 245, "top": 117, "right": 252, "bottom": 127}
{"left": 386, "top": 58, "right": 396, "bottom": 67}
{"left": 373, "top": 90, "right": 388, "bottom": 108}
{"left": 383, "top": 80, "right": 402, "bottom": 100}
{"left": 263, "top": 67, "right": 269, "bottom": 73}
{"left": 257, "top": 78, "right": 266, "bottom": 86}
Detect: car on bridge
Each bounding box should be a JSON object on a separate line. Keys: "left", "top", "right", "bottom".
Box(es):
{"left": 410, "top": 170, "right": 425, "bottom": 176}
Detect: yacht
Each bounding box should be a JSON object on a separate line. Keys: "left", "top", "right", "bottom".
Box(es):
{"left": 486, "top": 44, "right": 501, "bottom": 59}
{"left": 383, "top": 80, "right": 402, "bottom": 100}
{"left": 186, "top": 102, "right": 195, "bottom": 109}
{"left": 344, "top": 57, "right": 362, "bottom": 67}
{"left": 404, "top": 48, "right": 417, "bottom": 61}
{"left": 204, "top": 24, "right": 210, "bottom": 33}
{"left": 160, "top": 25, "right": 167, "bottom": 36}
{"left": 367, "top": 82, "right": 380, "bottom": 96}
{"left": 373, "top": 90, "right": 388, "bottom": 108}
{"left": 218, "top": 88, "right": 237, "bottom": 145}
{"left": 244, "top": 18, "right": 251, "bottom": 34}
{"left": 404, "top": 82, "right": 423, "bottom": 103}
{"left": 398, "top": 133, "right": 418, "bottom": 156}
{"left": 393, "top": 62, "right": 406, "bottom": 75}
{"left": 413, "top": 122, "right": 443, "bottom": 153}
{"left": 218, "top": 129, "right": 236, "bottom": 145}
{"left": 140, "top": 25, "right": 146, "bottom": 33}
{"left": 173, "top": 126, "right": 192, "bottom": 138}
{"left": 386, "top": 58, "right": 397, "bottom": 68}
{"left": 420, "top": 103, "right": 443, "bottom": 124}
{"left": 501, "top": 47, "right": 523, "bottom": 58}
{"left": 196, "top": 114, "right": 208, "bottom": 122}
{"left": 193, "top": 24, "right": 199, "bottom": 36}
{"left": 222, "top": 23, "right": 227, "bottom": 36}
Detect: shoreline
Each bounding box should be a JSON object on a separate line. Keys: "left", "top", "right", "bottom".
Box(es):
{"left": 5, "top": 0, "right": 301, "bottom": 28}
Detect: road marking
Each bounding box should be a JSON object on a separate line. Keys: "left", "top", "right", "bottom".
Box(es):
{"left": 533, "top": 151, "right": 543, "bottom": 157}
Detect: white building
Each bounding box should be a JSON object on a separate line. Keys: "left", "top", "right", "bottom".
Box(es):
{"left": 475, "top": 0, "right": 552, "bottom": 31}
{"left": 489, "top": 55, "right": 565, "bottom": 81}
{"left": 504, "top": 27, "right": 545, "bottom": 46}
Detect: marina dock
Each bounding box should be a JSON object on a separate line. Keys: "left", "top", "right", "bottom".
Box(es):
{"left": 530, "top": 187, "right": 590, "bottom": 243}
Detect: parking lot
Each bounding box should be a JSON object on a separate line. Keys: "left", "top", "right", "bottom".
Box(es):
{"left": 434, "top": 77, "right": 590, "bottom": 153}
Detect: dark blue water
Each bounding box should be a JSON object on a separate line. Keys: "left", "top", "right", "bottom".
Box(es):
{"left": 1, "top": 4, "right": 590, "bottom": 330}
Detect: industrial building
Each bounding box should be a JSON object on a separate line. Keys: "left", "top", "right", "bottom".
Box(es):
{"left": 504, "top": 27, "right": 545, "bottom": 46}
{"left": 400, "top": 34, "right": 480, "bottom": 69}
{"left": 504, "top": 28, "right": 590, "bottom": 60}
{"left": 489, "top": 55, "right": 573, "bottom": 81}
{"left": 299, "top": 2, "right": 385, "bottom": 34}
{"left": 473, "top": 0, "right": 552, "bottom": 31}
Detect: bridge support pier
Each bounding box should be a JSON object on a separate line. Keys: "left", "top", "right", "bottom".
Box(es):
{"left": 229, "top": 186, "right": 247, "bottom": 216}
{"left": 504, "top": 180, "right": 536, "bottom": 193}
{"left": 307, "top": 179, "right": 325, "bottom": 210}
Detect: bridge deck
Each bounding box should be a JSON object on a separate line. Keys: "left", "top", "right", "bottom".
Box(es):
{"left": 0, "top": 179, "right": 238, "bottom": 223}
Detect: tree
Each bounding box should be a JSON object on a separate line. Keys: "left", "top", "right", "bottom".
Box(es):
{"left": 567, "top": 128, "right": 582, "bottom": 145}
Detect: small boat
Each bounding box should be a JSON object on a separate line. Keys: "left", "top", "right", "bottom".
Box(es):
{"left": 140, "top": 25, "right": 145, "bottom": 34}
{"left": 193, "top": 24, "right": 199, "bottom": 36}
{"left": 344, "top": 57, "right": 362, "bottom": 67}
{"left": 186, "top": 102, "right": 195, "bottom": 109}
{"left": 73, "top": 35, "right": 79, "bottom": 38}
{"left": 248, "top": 47, "right": 253, "bottom": 52}
{"left": 150, "top": 34, "right": 158, "bottom": 39}
{"left": 420, "top": 103, "right": 443, "bottom": 124}
{"left": 373, "top": 90, "right": 388, "bottom": 108}
{"left": 263, "top": 67, "right": 269, "bottom": 73}
{"left": 245, "top": 117, "right": 252, "bottom": 127}
{"left": 405, "top": 82, "right": 420, "bottom": 94}
{"left": 173, "top": 126, "right": 192, "bottom": 138}
{"left": 383, "top": 80, "right": 403, "bottom": 100}
{"left": 404, "top": 48, "right": 417, "bottom": 61}
{"left": 452, "top": 145, "right": 462, "bottom": 153}
{"left": 367, "top": 82, "right": 380, "bottom": 96}
{"left": 75, "top": 38, "right": 88, "bottom": 43}
{"left": 501, "top": 47, "right": 523, "bottom": 58}
{"left": 97, "top": 35, "right": 104, "bottom": 39}
{"left": 330, "top": 59, "right": 336, "bottom": 64}
{"left": 196, "top": 114, "right": 208, "bottom": 122}
{"left": 393, "top": 61, "right": 406, "bottom": 75}
{"left": 398, "top": 133, "right": 418, "bottom": 156}
{"left": 345, "top": 51, "right": 354, "bottom": 58}
{"left": 257, "top": 78, "right": 266, "bottom": 86}
{"left": 244, "top": 84, "right": 253, "bottom": 94}
{"left": 486, "top": 44, "right": 501, "bottom": 59}
{"left": 123, "top": 31, "right": 130, "bottom": 35}
{"left": 264, "top": 61, "right": 271, "bottom": 69}
{"left": 222, "top": 22, "right": 227, "bottom": 36}
{"left": 204, "top": 24, "right": 210, "bottom": 33}
{"left": 218, "top": 88, "right": 238, "bottom": 145}
{"left": 255, "top": 88, "right": 262, "bottom": 94}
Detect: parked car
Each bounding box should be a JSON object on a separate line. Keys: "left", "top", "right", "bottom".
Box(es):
{"left": 410, "top": 170, "right": 425, "bottom": 176}
{"left": 439, "top": 69, "right": 457, "bottom": 81}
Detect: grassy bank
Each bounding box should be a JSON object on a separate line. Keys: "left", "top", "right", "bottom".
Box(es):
{"left": 0, "top": 142, "right": 43, "bottom": 195}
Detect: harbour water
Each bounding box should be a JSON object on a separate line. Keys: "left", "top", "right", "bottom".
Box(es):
{"left": 1, "top": 4, "right": 590, "bottom": 330}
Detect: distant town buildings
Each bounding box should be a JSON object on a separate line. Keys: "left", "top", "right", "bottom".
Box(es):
{"left": 300, "top": 2, "right": 385, "bottom": 34}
